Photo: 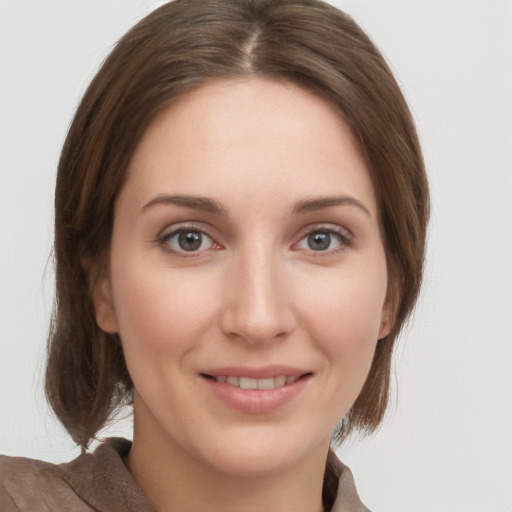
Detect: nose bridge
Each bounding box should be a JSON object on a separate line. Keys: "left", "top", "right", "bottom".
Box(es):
{"left": 221, "top": 239, "right": 293, "bottom": 343}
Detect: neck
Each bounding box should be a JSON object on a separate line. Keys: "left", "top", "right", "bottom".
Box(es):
{"left": 125, "top": 404, "right": 328, "bottom": 512}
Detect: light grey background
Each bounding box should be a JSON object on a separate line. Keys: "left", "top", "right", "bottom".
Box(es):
{"left": 1, "top": 1, "right": 511, "bottom": 511}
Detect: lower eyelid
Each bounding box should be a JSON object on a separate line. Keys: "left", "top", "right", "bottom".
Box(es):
{"left": 295, "top": 227, "right": 352, "bottom": 249}
{"left": 158, "top": 228, "right": 216, "bottom": 254}
{"left": 157, "top": 224, "right": 352, "bottom": 255}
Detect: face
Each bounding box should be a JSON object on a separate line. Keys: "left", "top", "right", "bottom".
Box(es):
{"left": 94, "top": 78, "right": 391, "bottom": 477}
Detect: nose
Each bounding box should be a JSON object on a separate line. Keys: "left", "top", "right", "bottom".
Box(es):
{"left": 219, "top": 246, "right": 295, "bottom": 345}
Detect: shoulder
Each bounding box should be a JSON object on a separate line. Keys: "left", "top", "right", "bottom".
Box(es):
{"left": 0, "top": 438, "right": 147, "bottom": 512}
{"left": 327, "top": 450, "right": 371, "bottom": 512}
{"left": 0, "top": 453, "right": 89, "bottom": 511}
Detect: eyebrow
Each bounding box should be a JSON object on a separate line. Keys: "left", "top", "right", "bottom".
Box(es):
{"left": 140, "top": 193, "right": 371, "bottom": 218}
{"left": 140, "top": 194, "right": 227, "bottom": 215}
{"left": 292, "top": 196, "right": 371, "bottom": 217}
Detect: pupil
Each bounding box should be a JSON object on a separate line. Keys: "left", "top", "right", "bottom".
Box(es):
{"left": 308, "top": 232, "right": 330, "bottom": 251}
{"left": 178, "top": 231, "right": 202, "bottom": 251}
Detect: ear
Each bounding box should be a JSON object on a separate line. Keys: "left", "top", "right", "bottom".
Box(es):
{"left": 378, "top": 312, "right": 392, "bottom": 340}
{"left": 378, "top": 288, "right": 397, "bottom": 340}
{"left": 91, "top": 271, "right": 119, "bottom": 334}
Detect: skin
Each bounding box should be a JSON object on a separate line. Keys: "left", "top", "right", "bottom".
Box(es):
{"left": 93, "top": 78, "right": 391, "bottom": 512}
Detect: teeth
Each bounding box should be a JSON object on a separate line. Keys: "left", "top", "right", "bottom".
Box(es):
{"left": 274, "top": 375, "right": 286, "bottom": 387}
{"left": 257, "top": 377, "right": 275, "bottom": 390}
{"left": 240, "top": 377, "right": 257, "bottom": 389}
{"left": 227, "top": 376, "right": 239, "bottom": 386}
{"left": 213, "top": 375, "right": 299, "bottom": 390}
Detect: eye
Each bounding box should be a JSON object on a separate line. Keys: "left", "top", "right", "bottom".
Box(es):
{"left": 161, "top": 228, "right": 216, "bottom": 255}
{"left": 296, "top": 228, "right": 350, "bottom": 253}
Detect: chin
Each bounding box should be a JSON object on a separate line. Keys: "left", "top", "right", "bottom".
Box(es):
{"left": 193, "top": 425, "right": 330, "bottom": 479}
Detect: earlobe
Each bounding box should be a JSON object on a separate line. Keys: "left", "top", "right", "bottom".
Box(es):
{"left": 92, "top": 275, "right": 119, "bottom": 334}
{"left": 378, "top": 292, "right": 396, "bottom": 340}
{"left": 378, "top": 316, "right": 391, "bottom": 340}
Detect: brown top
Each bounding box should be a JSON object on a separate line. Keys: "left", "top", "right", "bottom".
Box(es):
{"left": 0, "top": 438, "right": 370, "bottom": 511}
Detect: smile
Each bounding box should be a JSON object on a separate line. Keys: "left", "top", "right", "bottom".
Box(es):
{"left": 201, "top": 370, "right": 311, "bottom": 414}
{"left": 210, "top": 375, "right": 300, "bottom": 390}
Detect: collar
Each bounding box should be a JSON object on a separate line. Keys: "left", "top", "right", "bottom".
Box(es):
{"left": 62, "top": 438, "right": 370, "bottom": 512}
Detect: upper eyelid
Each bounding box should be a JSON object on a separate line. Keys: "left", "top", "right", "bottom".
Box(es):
{"left": 157, "top": 226, "right": 219, "bottom": 258}
{"left": 295, "top": 222, "right": 353, "bottom": 240}
{"left": 292, "top": 224, "right": 354, "bottom": 252}
{"left": 156, "top": 221, "right": 353, "bottom": 246}
{"left": 158, "top": 221, "right": 216, "bottom": 239}
{"left": 161, "top": 227, "right": 213, "bottom": 241}
{"left": 157, "top": 223, "right": 219, "bottom": 249}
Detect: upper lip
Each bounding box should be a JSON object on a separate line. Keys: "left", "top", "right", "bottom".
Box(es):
{"left": 200, "top": 365, "right": 311, "bottom": 379}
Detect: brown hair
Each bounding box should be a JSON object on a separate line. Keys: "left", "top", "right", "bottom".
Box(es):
{"left": 46, "top": 0, "right": 429, "bottom": 449}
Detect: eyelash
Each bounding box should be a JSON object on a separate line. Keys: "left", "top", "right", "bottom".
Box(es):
{"left": 158, "top": 224, "right": 220, "bottom": 257}
{"left": 293, "top": 225, "right": 353, "bottom": 256}
{"left": 157, "top": 224, "right": 353, "bottom": 257}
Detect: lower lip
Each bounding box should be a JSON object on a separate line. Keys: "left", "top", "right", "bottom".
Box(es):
{"left": 201, "top": 375, "right": 310, "bottom": 414}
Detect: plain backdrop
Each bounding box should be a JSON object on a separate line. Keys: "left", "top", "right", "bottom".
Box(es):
{"left": 1, "top": 1, "right": 511, "bottom": 511}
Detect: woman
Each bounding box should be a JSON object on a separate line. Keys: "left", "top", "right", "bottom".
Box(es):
{"left": 0, "top": 0, "right": 429, "bottom": 510}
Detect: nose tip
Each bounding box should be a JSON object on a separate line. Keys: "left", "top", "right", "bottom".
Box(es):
{"left": 220, "top": 257, "right": 295, "bottom": 345}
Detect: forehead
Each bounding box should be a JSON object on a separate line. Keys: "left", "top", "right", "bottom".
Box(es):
{"left": 120, "top": 77, "right": 376, "bottom": 217}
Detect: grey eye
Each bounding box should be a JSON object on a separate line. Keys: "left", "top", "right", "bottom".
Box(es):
{"left": 296, "top": 229, "right": 347, "bottom": 253}
{"left": 178, "top": 231, "right": 203, "bottom": 251}
{"left": 164, "top": 229, "right": 214, "bottom": 254}
{"left": 307, "top": 232, "right": 332, "bottom": 251}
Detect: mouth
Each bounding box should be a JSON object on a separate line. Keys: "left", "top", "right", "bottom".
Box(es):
{"left": 201, "top": 374, "right": 310, "bottom": 390}
{"left": 200, "top": 367, "right": 312, "bottom": 414}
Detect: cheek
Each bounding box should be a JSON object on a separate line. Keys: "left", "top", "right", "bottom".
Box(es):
{"left": 289, "top": 265, "right": 387, "bottom": 426}
{"left": 298, "top": 266, "right": 387, "bottom": 361}
{"left": 110, "top": 261, "right": 220, "bottom": 359}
